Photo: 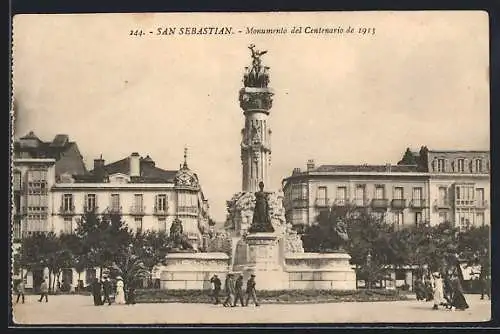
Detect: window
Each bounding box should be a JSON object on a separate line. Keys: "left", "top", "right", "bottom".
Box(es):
{"left": 415, "top": 212, "right": 422, "bottom": 225}
{"left": 336, "top": 186, "right": 347, "bottom": 205}
{"left": 394, "top": 212, "right": 404, "bottom": 227}
{"left": 63, "top": 194, "right": 74, "bottom": 211}
{"left": 354, "top": 185, "right": 365, "bottom": 205}
{"left": 413, "top": 187, "right": 422, "bottom": 200}
{"left": 63, "top": 217, "right": 73, "bottom": 234}
{"left": 155, "top": 194, "right": 167, "bottom": 212}
{"left": 437, "top": 159, "right": 445, "bottom": 172}
{"left": 438, "top": 187, "right": 448, "bottom": 206}
{"left": 393, "top": 187, "right": 404, "bottom": 200}
{"left": 476, "top": 212, "right": 485, "bottom": 227}
{"left": 292, "top": 183, "right": 307, "bottom": 200}
{"left": 13, "top": 170, "right": 21, "bottom": 191}
{"left": 316, "top": 186, "right": 328, "bottom": 206}
{"left": 13, "top": 220, "right": 21, "bottom": 240}
{"left": 111, "top": 194, "right": 120, "bottom": 210}
{"left": 476, "top": 188, "right": 484, "bottom": 202}
{"left": 456, "top": 185, "right": 474, "bottom": 205}
{"left": 457, "top": 159, "right": 465, "bottom": 173}
{"left": 86, "top": 194, "right": 97, "bottom": 211}
{"left": 438, "top": 212, "right": 448, "bottom": 224}
{"left": 135, "top": 217, "right": 143, "bottom": 231}
{"left": 134, "top": 194, "right": 143, "bottom": 210}
{"left": 158, "top": 217, "right": 166, "bottom": 231}
{"left": 475, "top": 159, "right": 483, "bottom": 173}
{"left": 375, "top": 186, "right": 385, "bottom": 199}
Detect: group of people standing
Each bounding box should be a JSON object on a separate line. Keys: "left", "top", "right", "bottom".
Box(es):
{"left": 91, "top": 276, "right": 136, "bottom": 306}
{"left": 414, "top": 269, "right": 470, "bottom": 311}
{"left": 210, "top": 273, "right": 260, "bottom": 307}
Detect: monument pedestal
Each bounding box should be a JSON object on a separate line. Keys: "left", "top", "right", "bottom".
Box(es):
{"left": 241, "top": 232, "right": 287, "bottom": 290}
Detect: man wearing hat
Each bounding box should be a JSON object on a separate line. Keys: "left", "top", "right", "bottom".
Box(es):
{"left": 210, "top": 274, "right": 222, "bottom": 305}
{"left": 102, "top": 276, "right": 112, "bottom": 306}
{"left": 245, "top": 274, "right": 259, "bottom": 307}
{"left": 222, "top": 274, "right": 235, "bottom": 307}
{"left": 233, "top": 274, "right": 245, "bottom": 307}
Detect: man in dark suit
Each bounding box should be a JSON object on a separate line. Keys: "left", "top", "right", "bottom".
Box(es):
{"left": 245, "top": 274, "right": 259, "bottom": 307}
{"left": 102, "top": 277, "right": 112, "bottom": 306}
{"left": 233, "top": 274, "right": 245, "bottom": 307}
{"left": 210, "top": 274, "right": 222, "bottom": 305}
{"left": 91, "top": 278, "right": 103, "bottom": 306}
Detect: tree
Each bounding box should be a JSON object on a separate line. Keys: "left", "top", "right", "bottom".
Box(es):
{"left": 458, "top": 225, "right": 490, "bottom": 278}
{"left": 398, "top": 148, "right": 417, "bottom": 165}
{"left": 129, "top": 229, "right": 170, "bottom": 285}
{"left": 75, "top": 212, "right": 132, "bottom": 280}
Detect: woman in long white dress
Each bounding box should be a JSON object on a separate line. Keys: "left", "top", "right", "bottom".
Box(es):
{"left": 432, "top": 272, "right": 445, "bottom": 310}
{"left": 115, "top": 277, "right": 126, "bottom": 305}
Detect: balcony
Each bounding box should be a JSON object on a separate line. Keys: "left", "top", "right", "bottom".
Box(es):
{"left": 59, "top": 205, "right": 76, "bottom": 215}
{"left": 409, "top": 199, "right": 427, "bottom": 209}
{"left": 475, "top": 200, "right": 489, "bottom": 209}
{"left": 129, "top": 205, "right": 146, "bottom": 216}
{"left": 83, "top": 205, "right": 99, "bottom": 214}
{"left": 108, "top": 206, "right": 122, "bottom": 214}
{"left": 433, "top": 199, "right": 452, "bottom": 209}
{"left": 314, "top": 198, "right": 330, "bottom": 208}
{"left": 455, "top": 199, "right": 475, "bottom": 207}
{"left": 177, "top": 206, "right": 199, "bottom": 215}
{"left": 391, "top": 199, "right": 407, "bottom": 210}
{"left": 292, "top": 198, "right": 308, "bottom": 208}
{"left": 352, "top": 198, "right": 369, "bottom": 207}
{"left": 371, "top": 199, "right": 389, "bottom": 210}
{"left": 154, "top": 206, "right": 168, "bottom": 216}
{"left": 332, "top": 198, "right": 348, "bottom": 207}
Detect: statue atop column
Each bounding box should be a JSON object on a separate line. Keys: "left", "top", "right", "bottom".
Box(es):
{"left": 248, "top": 181, "right": 275, "bottom": 233}
{"left": 244, "top": 44, "right": 270, "bottom": 88}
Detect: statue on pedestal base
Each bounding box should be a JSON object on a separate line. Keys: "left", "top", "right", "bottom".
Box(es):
{"left": 247, "top": 182, "right": 275, "bottom": 234}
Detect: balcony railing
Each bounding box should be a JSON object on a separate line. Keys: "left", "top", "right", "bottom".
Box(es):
{"left": 352, "top": 198, "right": 369, "bottom": 207}
{"left": 332, "top": 198, "right": 348, "bottom": 207}
{"left": 154, "top": 206, "right": 168, "bottom": 216}
{"left": 108, "top": 206, "right": 122, "bottom": 214}
{"left": 410, "top": 199, "right": 426, "bottom": 209}
{"left": 129, "top": 205, "right": 146, "bottom": 216}
{"left": 83, "top": 205, "right": 99, "bottom": 213}
{"left": 455, "top": 199, "right": 475, "bottom": 207}
{"left": 59, "top": 205, "right": 76, "bottom": 215}
{"left": 315, "top": 198, "right": 330, "bottom": 208}
{"left": 177, "top": 206, "right": 199, "bottom": 215}
{"left": 371, "top": 199, "right": 389, "bottom": 209}
{"left": 475, "top": 200, "right": 489, "bottom": 209}
{"left": 292, "top": 198, "right": 308, "bottom": 208}
{"left": 391, "top": 199, "right": 407, "bottom": 210}
{"left": 434, "top": 199, "right": 452, "bottom": 209}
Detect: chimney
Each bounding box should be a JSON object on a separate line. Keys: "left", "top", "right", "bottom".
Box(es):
{"left": 94, "top": 155, "right": 105, "bottom": 172}
{"left": 293, "top": 167, "right": 302, "bottom": 174}
{"left": 386, "top": 163, "right": 392, "bottom": 172}
{"left": 307, "top": 159, "right": 315, "bottom": 171}
{"left": 130, "top": 152, "right": 141, "bottom": 177}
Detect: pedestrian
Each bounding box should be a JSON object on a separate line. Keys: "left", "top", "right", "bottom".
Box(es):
{"left": 91, "top": 278, "right": 103, "bottom": 306}
{"left": 424, "top": 275, "right": 433, "bottom": 302}
{"left": 432, "top": 272, "right": 445, "bottom": 310}
{"left": 449, "top": 272, "right": 469, "bottom": 311}
{"left": 245, "top": 274, "right": 259, "bottom": 307}
{"left": 222, "top": 274, "right": 235, "bottom": 307}
{"left": 102, "top": 276, "right": 112, "bottom": 305}
{"left": 38, "top": 280, "right": 49, "bottom": 303}
{"left": 479, "top": 267, "right": 491, "bottom": 300}
{"left": 233, "top": 274, "right": 245, "bottom": 307}
{"left": 126, "top": 283, "right": 136, "bottom": 305}
{"left": 414, "top": 277, "right": 425, "bottom": 301}
{"left": 16, "top": 280, "right": 25, "bottom": 304}
{"left": 114, "top": 276, "right": 126, "bottom": 305}
{"left": 209, "top": 274, "right": 222, "bottom": 305}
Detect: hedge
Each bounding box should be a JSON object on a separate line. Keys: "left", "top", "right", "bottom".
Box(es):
{"left": 134, "top": 289, "right": 409, "bottom": 304}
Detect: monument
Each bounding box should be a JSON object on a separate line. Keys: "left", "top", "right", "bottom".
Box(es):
{"left": 226, "top": 45, "right": 356, "bottom": 291}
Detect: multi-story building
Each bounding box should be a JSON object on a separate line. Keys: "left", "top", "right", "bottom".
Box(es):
{"left": 12, "top": 132, "right": 211, "bottom": 291}
{"left": 53, "top": 150, "right": 210, "bottom": 243}
{"left": 12, "top": 131, "right": 87, "bottom": 240}
{"left": 282, "top": 147, "right": 490, "bottom": 230}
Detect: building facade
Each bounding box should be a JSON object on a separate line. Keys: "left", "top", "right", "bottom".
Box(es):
{"left": 282, "top": 148, "right": 490, "bottom": 230}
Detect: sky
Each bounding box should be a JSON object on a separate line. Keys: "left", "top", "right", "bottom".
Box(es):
{"left": 12, "top": 12, "right": 490, "bottom": 222}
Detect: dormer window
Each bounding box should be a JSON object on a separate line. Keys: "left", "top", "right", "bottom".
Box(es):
{"left": 437, "top": 159, "right": 445, "bottom": 172}
{"left": 457, "top": 159, "right": 465, "bottom": 173}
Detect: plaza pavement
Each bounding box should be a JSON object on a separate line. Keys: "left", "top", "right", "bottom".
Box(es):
{"left": 12, "top": 294, "right": 491, "bottom": 325}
